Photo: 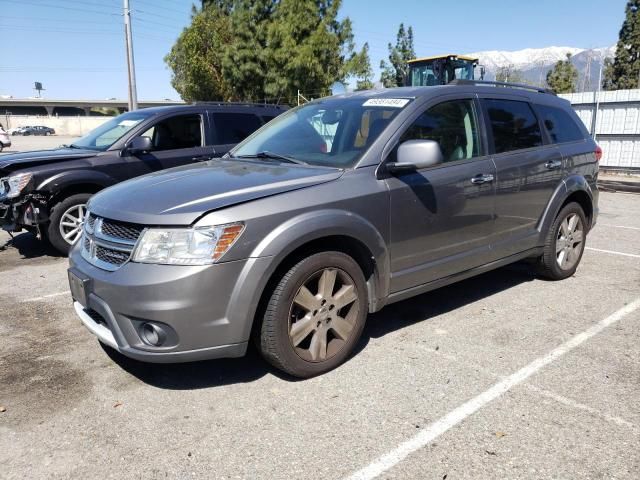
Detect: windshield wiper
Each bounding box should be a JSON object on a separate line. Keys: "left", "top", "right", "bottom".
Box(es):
{"left": 235, "top": 151, "right": 308, "bottom": 165}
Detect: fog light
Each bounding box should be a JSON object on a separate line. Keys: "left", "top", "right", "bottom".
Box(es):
{"left": 140, "top": 322, "right": 166, "bottom": 346}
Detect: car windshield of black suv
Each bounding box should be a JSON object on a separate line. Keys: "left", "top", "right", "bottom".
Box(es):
{"left": 230, "top": 97, "right": 412, "bottom": 168}
{"left": 70, "top": 111, "right": 154, "bottom": 151}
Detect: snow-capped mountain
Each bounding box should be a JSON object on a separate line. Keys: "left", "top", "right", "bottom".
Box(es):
{"left": 464, "top": 46, "right": 616, "bottom": 89}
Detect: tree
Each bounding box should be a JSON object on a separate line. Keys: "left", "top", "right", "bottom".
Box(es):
{"left": 264, "top": 0, "right": 359, "bottom": 104}
{"left": 546, "top": 53, "right": 578, "bottom": 93}
{"left": 164, "top": 6, "right": 234, "bottom": 101}
{"left": 495, "top": 65, "right": 525, "bottom": 84}
{"left": 169, "top": 0, "right": 361, "bottom": 103}
{"left": 602, "top": 58, "right": 617, "bottom": 90}
{"left": 379, "top": 23, "right": 415, "bottom": 87}
{"left": 352, "top": 43, "right": 374, "bottom": 90}
{"left": 603, "top": 0, "right": 640, "bottom": 90}
{"left": 221, "top": 0, "right": 276, "bottom": 102}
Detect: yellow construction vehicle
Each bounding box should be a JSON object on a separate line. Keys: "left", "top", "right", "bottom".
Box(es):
{"left": 407, "top": 54, "right": 485, "bottom": 86}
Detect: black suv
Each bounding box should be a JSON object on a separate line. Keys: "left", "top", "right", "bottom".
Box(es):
{"left": 0, "top": 103, "right": 286, "bottom": 253}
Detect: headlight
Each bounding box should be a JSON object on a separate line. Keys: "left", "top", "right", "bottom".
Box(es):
{"left": 0, "top": 172, "right": 33, "bottom": 200}
{"left": 132, "top": 223, "right": 245, "bottom": 265}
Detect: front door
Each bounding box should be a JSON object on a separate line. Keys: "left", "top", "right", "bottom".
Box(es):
{"left": 385, "top": 97, "right": 496, "bottom": 293}
{"left": 133, "top": 112, "right": 211, "bottom": 173}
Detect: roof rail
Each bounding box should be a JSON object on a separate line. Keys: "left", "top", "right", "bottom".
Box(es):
{"left": 191, "top": 101, "right": 288, "bottom": 108}
{"left": 448, "top": 79, "right": 556, "bottom": 96}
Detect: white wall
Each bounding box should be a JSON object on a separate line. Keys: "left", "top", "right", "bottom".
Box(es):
{"left": 2, "top": 115, "right": 112, "bottom": 136}
{"left": 559, "top": 89, "right": 640, "bottom": 168}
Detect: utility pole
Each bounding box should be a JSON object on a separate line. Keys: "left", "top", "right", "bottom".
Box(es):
{"left": 592, "top": 63, "right": 603, "bottom": 141}
{"left": 124, "top": 0, "right": 138, "bottom": 111}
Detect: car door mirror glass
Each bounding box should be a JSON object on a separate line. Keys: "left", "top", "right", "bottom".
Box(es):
{"left": 388, "top": 139, "right": 444, "bottom": 172}
{"left": 127, "top": 136, "right": 152, "bottom": 155}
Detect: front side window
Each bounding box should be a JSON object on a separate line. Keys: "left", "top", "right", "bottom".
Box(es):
{"left": 399, "top": 99, "right": 480, "bottom": 162}
{"left": 231, "top": 98, "right": 410, "bottom": 168}
{"left": 212, "top": 113, "right": 263, "bottom": 144}
{"left": 140, "top": 114, "right": 202, "bottom": 151}
{"left": 484, "top": 99, "right": 543, "bottom": 154}
{"left": 536, "top": 104, "right": 584, "bottom": 144}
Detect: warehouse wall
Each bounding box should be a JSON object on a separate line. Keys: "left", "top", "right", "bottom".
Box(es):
{"left": 560, "top": 89, "right": 640, "bottom": 168}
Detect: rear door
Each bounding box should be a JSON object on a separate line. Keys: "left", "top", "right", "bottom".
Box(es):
{"left": 385, "top": 96, "right": 496, "bottom": 292}
{"left": 134, "top": 111, "right": 211, "bottom": 171}
{"left": 480, "top": 96, "right": 563, "bottom": 257}
{"left": 208, "top": 110, "right": 265, "bottom": 156}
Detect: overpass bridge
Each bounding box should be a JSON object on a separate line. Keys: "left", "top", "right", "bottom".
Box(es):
{"left": 0, "top": 98, "right": 185, "bottom": 116}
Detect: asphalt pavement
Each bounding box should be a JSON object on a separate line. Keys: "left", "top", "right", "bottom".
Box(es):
{"left": 1, "top": 189, "right": 638, "bottom": 479}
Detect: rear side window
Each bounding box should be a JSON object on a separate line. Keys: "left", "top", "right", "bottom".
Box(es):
{"left": 211, "top": 113, "right": 263, "bottom": 144}
{"left": 484, "top": 99, "right": 543, "bottom": 154}
{"left": 536, "top": 105, "right": 584, "bottom": 144}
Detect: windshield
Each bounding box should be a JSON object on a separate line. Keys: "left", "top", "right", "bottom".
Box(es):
{"left": 231, "top": 97, "right": 411, "bottom": 168}
{"left": 410, "top": 59, "right": 475, "bottom": 86}
{"left": 71, "top": 110, "right": 154, "bottom": 151}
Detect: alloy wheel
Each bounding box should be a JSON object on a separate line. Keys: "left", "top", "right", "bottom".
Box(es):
{"left": 58, "top": 203, "right": 86, "bottom": 245}
{"left": 288, "top": 267, "right": 359, "bottom": 362}
{"left": 556, "top": 213, "right": 584, "bottom": 270}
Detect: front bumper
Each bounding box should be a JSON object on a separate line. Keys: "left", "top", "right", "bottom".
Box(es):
{"left": 69, "top": 243, "right": 273, "bottom": 363}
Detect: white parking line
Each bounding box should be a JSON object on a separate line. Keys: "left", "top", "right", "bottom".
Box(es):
{"left": 22, "top": 291, "right": 69, "bottom": 302}
{"left": 600, "top": 224, "right": 640, "bottom": 231}
{"left": 524, "top": 384, "right": 636, "bottom": 430}
{"left": 344, "top": 298, "right": 640, "bottom": 480}
{"left": 586, "top": 247, "right": 640, "bottom": 259}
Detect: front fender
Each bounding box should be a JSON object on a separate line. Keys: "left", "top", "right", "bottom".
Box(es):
{"left": 225, "top": 209, "right": 390, "bottom": 342}
{"left": 36, "top": 169, "right": 118, "bottom": 193}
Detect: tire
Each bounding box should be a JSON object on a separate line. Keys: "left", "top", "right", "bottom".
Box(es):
{"left": 258, "top": 251, "right": 368, "bottom": 378}
{"left": 537, "top": 202, "right": 588, "bottom": 280}
{"left": 46, "top": 193, "right": 92, "bottom": 255}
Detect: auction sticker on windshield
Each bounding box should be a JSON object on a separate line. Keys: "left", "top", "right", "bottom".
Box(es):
{"left": 363, "top": 98, "right": 411, "bottom": 108}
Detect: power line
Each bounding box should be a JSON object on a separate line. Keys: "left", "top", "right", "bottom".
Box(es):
{"left": 135, "top": 0, "right": 192, "bottom": 16}
{"left": 3, "top": 0, "right": 121, "bottom": 17}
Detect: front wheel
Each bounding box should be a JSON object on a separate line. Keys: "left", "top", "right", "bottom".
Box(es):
{"left": 537, "top": 202, "right": 587, "bottom": 280}
{"left": 46, "top": 193, "right": 92, "bottom": 255}
{"left": 258, "top": 252, "right": 368, "bottom": 378}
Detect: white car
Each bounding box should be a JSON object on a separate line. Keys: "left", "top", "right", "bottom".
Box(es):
{"left": 0, "top": 125, "right": 11, "bottom": 152}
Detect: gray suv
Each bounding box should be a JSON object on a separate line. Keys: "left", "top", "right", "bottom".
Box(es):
{"left": 68, "top": 82, "right": 600, "bottom": 378}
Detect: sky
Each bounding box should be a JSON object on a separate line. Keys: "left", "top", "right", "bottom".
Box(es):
{"left": 0, "top": 0, "right": 628, "bottom": 100}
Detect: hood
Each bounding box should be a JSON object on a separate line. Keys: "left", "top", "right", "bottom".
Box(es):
{"left": 0, "top": 147, "right": 98, "bottom": 174}
{"left": 89, "top": 159, "right": 343, "bottom": 225}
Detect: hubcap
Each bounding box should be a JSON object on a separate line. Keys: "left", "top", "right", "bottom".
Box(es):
{"left": 288, "top": 267, "right": 359, "bottom": 362}
{"left": 556, "top": 213, "right": 584, "bottom": 270}
{"left": 59, "top": 204, "right": 87, "bottom": 245}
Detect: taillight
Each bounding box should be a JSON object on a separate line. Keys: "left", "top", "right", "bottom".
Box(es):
{"left": 595, "top": 145, "right": 602, "bottom": 162}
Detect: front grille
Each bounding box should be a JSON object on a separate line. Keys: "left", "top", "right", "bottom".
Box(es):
{"left": 100, "top": 219, "right": 144, "bottom": 242}
{"left": 95, "top": 245, "right": 129, "bottom": 265}
{"left": 86, "top": 214, "right": 96, "bottom": 231}
{"left": 81, "top": 213, "right": 145, "bottom": 271}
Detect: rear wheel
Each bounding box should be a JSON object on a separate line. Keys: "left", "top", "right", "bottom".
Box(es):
{"left": 258, "top": 252, "right": 368, "bottom": 378}
{"left": 537, "top": 202, "right": 587, "bottom": 280}
{"left": 46, "top": 193, "right": 92, "bottom": 255}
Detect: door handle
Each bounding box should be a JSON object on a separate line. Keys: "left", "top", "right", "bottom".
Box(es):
{"left": 545, "top": 159, "right": 562, "bottom": 170}
{"left": 192, "top": 155, "right": 210, "bottom": 162}
{"left": 470, "top": 173, "right": 494, "bottom": 185}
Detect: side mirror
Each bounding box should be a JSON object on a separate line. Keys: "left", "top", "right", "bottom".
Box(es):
{"left": 387, "top": 139, "right": 443, "bottom": 173}
{"left": 126, "top": 136, "right": 152, "bottom": 155}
